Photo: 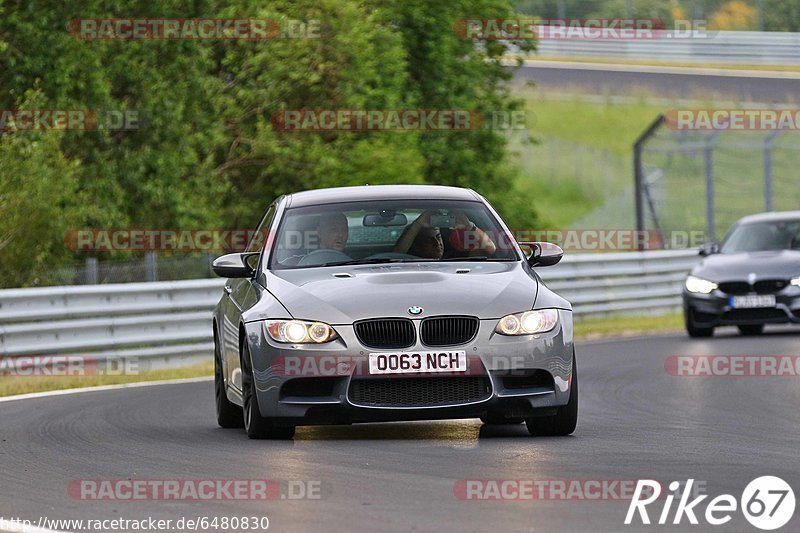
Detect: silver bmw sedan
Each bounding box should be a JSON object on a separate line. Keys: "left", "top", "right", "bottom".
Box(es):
{"left": 212, "top": 184, "right": 576, "bottom": 439}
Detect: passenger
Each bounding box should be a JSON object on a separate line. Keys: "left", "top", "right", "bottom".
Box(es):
{"left": 394, "top": 210, "right": 496, "bottom": 258}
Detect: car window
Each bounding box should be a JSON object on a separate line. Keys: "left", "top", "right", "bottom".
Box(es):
{"left": 720, "top": 220, "right": 800, "bottom": 253}
{"left": 245, "top": 203, "right": 277, "bottom": 253}
{"left": 270, "top": 199, "right": 518, "bottom": 269}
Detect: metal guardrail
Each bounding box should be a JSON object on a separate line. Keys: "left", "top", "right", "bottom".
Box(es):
{"left": 531, "top": 30, "right": 800, "bottom": 65}
{"left": 0, "top": 250, "right": 699, "bottom": 365}
{"left": 538, "top": 249, "right": 699, "bottom": 315}
{"left": 0, "top": 279, "right": 225, "bottom": 367}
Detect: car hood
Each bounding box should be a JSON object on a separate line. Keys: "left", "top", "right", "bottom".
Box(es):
{"left": 692, "top": 250, "right": 800, "bottom": 281}
{"left": 262, "top": 262, "right": 539, "bottom": 324}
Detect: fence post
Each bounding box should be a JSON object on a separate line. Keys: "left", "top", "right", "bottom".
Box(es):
{"left": 704, "top": 143, "right": 715, "bottom": 243}
{"left": 633, "top": 114, "right": 664, "bottom": 250}
{"left": 145, "top": 251, "right": 158, "bottom": 282}
{"left": 763, "top": 130, "right": 781, "bottom": 212}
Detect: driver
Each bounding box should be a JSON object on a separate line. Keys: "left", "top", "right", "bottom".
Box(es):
{"left": 316, "top": 212, "right": 349, "bottom": 252}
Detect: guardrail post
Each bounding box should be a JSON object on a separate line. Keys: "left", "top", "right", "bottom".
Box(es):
{"left": 145, "top": 251, "right": 158, "bottom": 282}
{"left": 85, "top": 258, "right": 98, "bottom": 284}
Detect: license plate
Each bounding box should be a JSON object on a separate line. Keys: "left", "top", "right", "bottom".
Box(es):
{"left": 730, "top": 295, "right": 776, "bottom": 308}
{"left": 368, "top": 351, "right": 467, "bottom": 375}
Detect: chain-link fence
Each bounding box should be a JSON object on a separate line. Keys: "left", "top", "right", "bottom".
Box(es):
{"left": 512, "top": 135, "right": 634, "bottom": 228}
{"left": 635, "top": 115, "right": 800, "bottom": 246}
{"left": 34, "top": 253, "right": 217, "bottom": 287}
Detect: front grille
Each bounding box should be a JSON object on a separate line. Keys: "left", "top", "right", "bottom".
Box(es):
{"left": 421, "top": 316, "right": 479, "bottom": 346}
{"left": 718, "top": 282, "right": 750, "bottom": 295}
{"left": 718, "top": 279, "right": 789, "bottom": 295}
{"left": 354, "top": 319, "right": 415, "bottom": 349}
{"left": 349, "top": 377, "right": 492, "bottom": 407}
{"left": 722, "top": 308, "right": 788, "bottom": 322}
{"left": 754, "top": 279, "right": 789, "bottom": 294}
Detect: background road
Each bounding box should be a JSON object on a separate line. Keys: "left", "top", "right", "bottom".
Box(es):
{"left": 2, "top": 328, "right": 799, "bottom": 532}
{"left": 512, "top": 61, "right": 800, "bottom": 102}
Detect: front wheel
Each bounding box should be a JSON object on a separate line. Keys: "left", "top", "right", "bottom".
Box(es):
{"left": 685, "top": 312, "right": 714, "bottom": 338}
{"left": 241, "top": 342, "right": 295, "bottom": 440}
{"left": 526, "top": 352, "right": 578, "bottom": 436}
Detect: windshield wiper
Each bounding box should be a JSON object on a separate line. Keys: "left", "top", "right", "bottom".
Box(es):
{"left": 439, "top": 256, "right": 489, "bottom": 262}
{"left": 319, "top": 257, "right": 434, "bottom": 267}
{"left": 439, "top": 256, "right": 513, "bottom": 262}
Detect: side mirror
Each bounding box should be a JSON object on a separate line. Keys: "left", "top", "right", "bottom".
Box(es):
{"left": 519, "top": 241, "right": 563, "bottom": 267}
{"left": 699, "top": 242, "right": 719, "bottom": 256}
{"left": 212, "top": 252, "right": 259, "bottom": 278}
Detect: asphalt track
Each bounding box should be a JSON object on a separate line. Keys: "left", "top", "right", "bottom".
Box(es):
{"left": 512, "top": 61, "right": 800, "bottom": 102}
{"left": 2, "top": 328, "right": 799, "bottom": 532}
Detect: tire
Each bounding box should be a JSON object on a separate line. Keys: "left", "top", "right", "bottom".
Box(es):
{"left": 738, "top": 324, "right": 764, "bottom": 336}
{"left": 685, "top": 312, "right": 714, "bottom": 338}
{"left": 525, "top": 352, "right": 578, "bottom": 436}
{"left": 480, "top": 414, "right": 524, "bottom": 425}
{"left": 215, "top": 335, "right": 243, "bottom": 429}
{"left": 241, "top": 342, "right": 295, "bottom": 440}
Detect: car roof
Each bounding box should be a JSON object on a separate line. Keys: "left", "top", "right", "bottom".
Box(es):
{"left": 737, "top": 211, "right": 800, "bottom": 224}
{"left": 285, "top": 184, "right": 481, "bottom": 208}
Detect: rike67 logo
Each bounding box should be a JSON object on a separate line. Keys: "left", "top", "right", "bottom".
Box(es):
{"left": 625, "top": 477, "right": 795, "bottom": 530}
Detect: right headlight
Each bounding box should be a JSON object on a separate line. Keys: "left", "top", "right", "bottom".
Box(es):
{"left": 685, "top": 275, "right": 718, "bottom": 294}
{"left": 791, "top": 276, "right": 800, "bottom": 287}
{"left": 495, "top": 309, "right": 559, "bottom": 335}
{"left": 264, "top": 320, "right": 338, "bottom": 344}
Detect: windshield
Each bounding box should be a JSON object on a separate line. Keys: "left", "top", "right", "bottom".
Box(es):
{"left": 269, "top": 199, "right": 518, "bottom": 269}
{"left": 720, "top": 220, "right": 800, "bottom": 253}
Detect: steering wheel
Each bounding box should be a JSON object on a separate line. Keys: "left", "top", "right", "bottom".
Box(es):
{"left": 297, "top": 249, "right": 352, "bottom": 266}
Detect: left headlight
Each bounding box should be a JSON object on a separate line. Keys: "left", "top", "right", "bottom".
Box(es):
{"left": 685, "top": 275, "right": 718, "bottom": 294}
{"left": 791, "top": 276, "right": 800, "bottom": 287}
{"left": 495, "top": 309, "right": 559, "bottom": 335}
{"left": 264, "top": 320, "right": 339, "bottom": 344}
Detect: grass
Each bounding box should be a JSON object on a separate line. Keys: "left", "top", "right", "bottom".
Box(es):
{"left": 523, "top": 94, "right": 667, "bottom": 156}
{"left": 0, "top": 361, "right": 213, "bottom": 398}
{"left": 574, "top": 312, "right": 684, "bottom": 340}
{"left": 508, "top": 90, "right": 672, "bottom": 227}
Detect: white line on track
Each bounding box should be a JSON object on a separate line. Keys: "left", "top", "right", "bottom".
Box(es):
{"left": 505, "top": 58, "right": 800, "bottom": 79}
{"left": 0, "top": 376, "right": 212, "bottom": 404}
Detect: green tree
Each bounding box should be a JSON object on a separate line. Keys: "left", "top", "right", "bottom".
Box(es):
{"left": 764, "top": 0, "right": 800, "bottom": 31}
{"left": 0, "top": 0, "right": 540, "bottom": 287}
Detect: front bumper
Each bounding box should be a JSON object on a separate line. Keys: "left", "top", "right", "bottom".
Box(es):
{"left": 242, "top": 310, "right": 574, "bottom": 425}
{"left": 683, "top": 288, "right": 800, "bottom": 327}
